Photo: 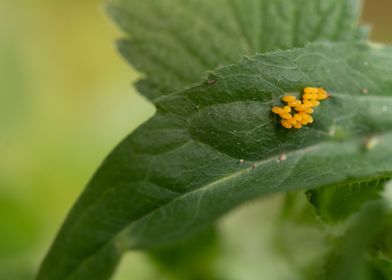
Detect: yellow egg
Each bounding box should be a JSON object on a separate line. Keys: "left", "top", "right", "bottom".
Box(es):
{"left": 316, "top": 88, "right": 329, "bottom": 100}
{"left": 303, "top": 100, "right": 313, "bottom": 108}
{"left": 311, "top": 100, "right": 320, "bottom": 107}
{"left": 293, "top": 114, "right": 302, "bottom": 121}
{"left": 293, "top": 123, "right": 302, "bottom": 129}
{"left": 281, "top": 120, "right": 293, "bottom": 129}
{"left": 273, "top": 89, "right": 328, "bottom": 129}
{"left": 282, "top": 95, "right": 297, "bottom": 102}
{"left": 304, "top": 87, "right": 318, "bottom": 94}
{"left": 281, "top": 113, "right": 293, "bottom": 120}
{"left": 288, "top": 100, "right": 302, "bottom": 107}
{"left": 295, "top": 104, "right": 308, "bottom": 112}
{"left": 300, "top": 113, "right": 310, "bottom": 121}
{"left": 272, "top": 107, "right": 284, "bottom": 114}
{"left": 283, "top": 106, "right": 291, "bottom": 113}
{"left": 303, "top": 93, "right": 315, "bottom": 100}
{"left": 304, "top": 108, "right": 314, "bottom": 114}
{"left": 289, "top": 118, "right": 298, "bottom": 125}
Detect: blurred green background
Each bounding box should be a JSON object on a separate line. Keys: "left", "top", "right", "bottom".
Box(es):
{"left": 0, "top": 0, "right": 391, "bottom": 279}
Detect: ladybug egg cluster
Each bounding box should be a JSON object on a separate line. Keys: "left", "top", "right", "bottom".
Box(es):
{"left": 272, "top": 87, "right": 330, "bottom": 129}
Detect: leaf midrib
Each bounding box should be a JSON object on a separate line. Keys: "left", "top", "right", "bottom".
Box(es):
{"left": 63, "top": 88, "right": 392, "bottom": 279}
{"left": 64, "top": 128, "right": 392, "bottom": 279}
{"left": 64, "top": 142, "right": 315, "bottom": 279}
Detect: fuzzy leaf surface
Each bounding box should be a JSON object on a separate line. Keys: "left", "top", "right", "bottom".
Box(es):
{"left": 108, "top": 0, "right": 365, "bottom": 101}
{"left": 38, "top": 42, "right": 392, "bottom": 280}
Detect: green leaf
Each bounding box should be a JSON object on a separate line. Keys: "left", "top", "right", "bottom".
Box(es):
{"left": 37, "top": 42, "right": 392, "bottom": 280}
{"left": 374, "top": 218, "right": 392, "bottom": 259}
{"left": 107, "top": 0, "right": 365, "bottom": 101}
{"left": 323, "top": 200, "right": 389, "bottom": 280}
{"left": 274, "top": 191, "right": 328, "bottom": 278}
{"left": 368, "top": 258, "right": 392, "bottom": 280}
{"left": 149, "top": 226, "right": 220, "bottom": 280}
{"left": 306, "top": 178, "right": 388, "bottom": 223}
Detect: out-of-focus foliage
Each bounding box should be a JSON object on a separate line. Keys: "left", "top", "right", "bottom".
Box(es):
{"left": 307, "top": 179, "right": 387, "bottom": 223}
{"left": 0, "top": 0, "right": 153, "bottom": 278}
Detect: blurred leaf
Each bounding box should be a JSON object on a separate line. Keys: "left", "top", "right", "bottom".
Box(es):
{"left": 149, "top": 227, "right": 220, "bottom": 280}
{"left": 280, "top": 191, "right": 322, "bottom": 225}
{"left": 306, "top": 178, "right": 388, "bottom": 223}
{"left": 367, "top": 258, "right": 392, "bottom": 280}
{"left": 275, "top": 191, "right": 328, "bottom": 278}
{"left": 107, "top": 0, "right": 365, "bottom": 101}
{"left": 38, "top": 42, "right": 392, "bottom": 280}
{"left": 0, "top": 264, "right": 34, "bottom": 280}
{"left": 323, "top": 200, "right": 389, "bottom": 280}
{"left": 0, "top": 195, "right": 40, "bottom": 258}
{"left": 372, "top": 214, "right": 392, "bottom": 261}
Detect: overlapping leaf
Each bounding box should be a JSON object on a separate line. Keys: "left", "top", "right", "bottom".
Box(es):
{"left": 324, "top": 200, "right": 389, "bottom": 280}
{"left": 307, "top": 179, "right": 387, "bottom": 223}
{"left": 108, "top": 0, "right": 365, "bottom": 101}
{"left": 38, "top": 42, "right": 392, "bottom": 280}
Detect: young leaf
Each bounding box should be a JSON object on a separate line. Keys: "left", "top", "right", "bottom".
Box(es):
{"left": 37, "top": 42, "right": 392, "bottom": 280}
{"left": 107, "top": 0, "right": 365, "bottom": 101}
